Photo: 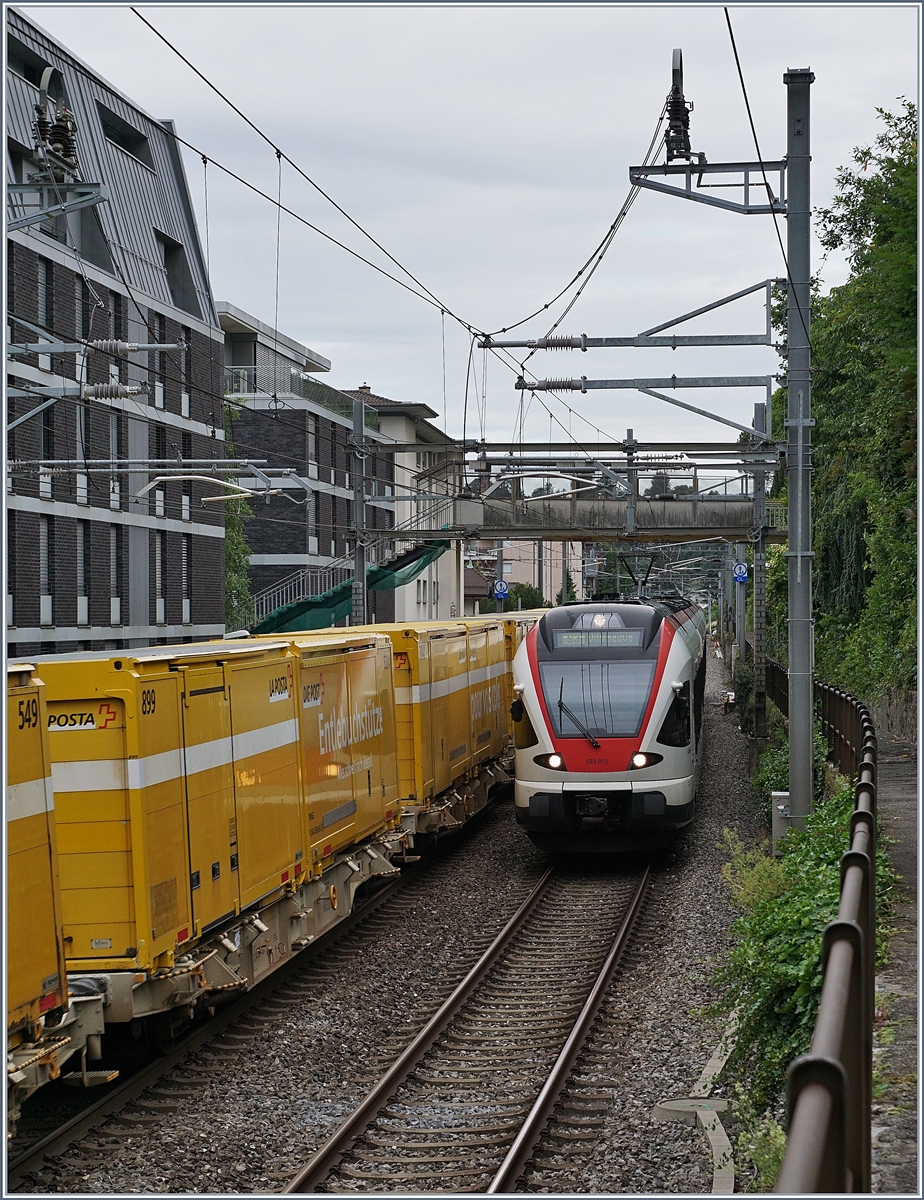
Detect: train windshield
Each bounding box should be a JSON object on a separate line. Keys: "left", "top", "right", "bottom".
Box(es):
{"left": 538, "top": 660, "right": 657, "bottom": 739}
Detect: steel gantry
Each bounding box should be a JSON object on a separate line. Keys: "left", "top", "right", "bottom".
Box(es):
{"left": 479, "top": 51, "right": 814, "bottom": 815}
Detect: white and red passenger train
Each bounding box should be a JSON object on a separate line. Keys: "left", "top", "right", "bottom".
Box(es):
{"left": 510, "top": 598, "right": 707, "bottom": 851}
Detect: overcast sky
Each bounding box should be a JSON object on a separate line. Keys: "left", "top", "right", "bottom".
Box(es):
{"left": 19, "top": 2, "right": 921, "bottom": 459}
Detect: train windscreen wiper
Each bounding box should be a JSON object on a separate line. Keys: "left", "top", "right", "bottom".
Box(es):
{"left": 558, "top": 679, "right": 601, "bottom": 748}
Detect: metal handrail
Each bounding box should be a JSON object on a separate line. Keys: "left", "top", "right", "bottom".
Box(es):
{"left": 252, "top": 496, "right": 456, "bottom": 621}
{"left": 767, "top": 660, "right": 877, "bottom": 1193}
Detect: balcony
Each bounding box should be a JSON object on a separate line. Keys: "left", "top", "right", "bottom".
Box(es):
{"left": 224, "top": 367, "right": 379, "bottom": 429}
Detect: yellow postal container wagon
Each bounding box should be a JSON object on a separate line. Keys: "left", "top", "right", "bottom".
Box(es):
{"left": 36, "top": 638, "right": 403, "bottom": 1039}
{"left": 6, "top": 663, "right": 107, "bottom": 1135}
{"left": 263, "top": 631, "right": 403, "bottom": 939}
{"left": 35, "top": 641, "right": 303, "bottom": 1033}
{"left": 353, "top": 622, "right": 513, "bottom": 845}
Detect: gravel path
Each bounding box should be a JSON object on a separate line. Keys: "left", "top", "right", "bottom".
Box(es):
{"left": 871, "top": 734, "right": 918, "bottom": 1194}
{"left": 18, "top": 655, "right": 761, "bottom": 1195}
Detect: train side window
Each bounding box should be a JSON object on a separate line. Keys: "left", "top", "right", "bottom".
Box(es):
{"left": 511, "top": 698, "right": 539, "bottom": 749}
{"left": 656, "top": 681, "right": 690, "bottom": 747}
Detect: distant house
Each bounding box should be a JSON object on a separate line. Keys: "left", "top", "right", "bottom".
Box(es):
{"left": 343, "top": 385, "right": 463, "bottom": 622}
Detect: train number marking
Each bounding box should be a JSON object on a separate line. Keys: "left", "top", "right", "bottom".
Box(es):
{"left": 140, "top": 690, "right": 157, "bottom": 716}
{"left": 17, "top": 697, "right": 39, "bottom": 729}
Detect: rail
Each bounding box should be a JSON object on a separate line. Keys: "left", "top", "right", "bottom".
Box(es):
{"left": 766, "top": 659, "right": 878, "bottom": 1192}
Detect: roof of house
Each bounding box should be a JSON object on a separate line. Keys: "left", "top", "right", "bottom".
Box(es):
{"left": 343, "top": 385, "right": 439, "bottom": 421}
{"left": 464, "top": 567, "right": 493, "bottom": 597}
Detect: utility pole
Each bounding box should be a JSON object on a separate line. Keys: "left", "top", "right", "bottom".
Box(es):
{"left": 351, "top": 397, "right": 367, "bottom": 625}
{"left": 536, "top": 538, "right": 544, "bottom": 601}
{"left": 495, "top": 542, "right": 505, "bottom": 613}
{"left": 736, "top": 542, "right": 747, "bottom": 664}
{"left": 561, "top": 541, "right": 569, "bottom": 605}
{"left": 784, "top": 67, "right": 815, "bottom": 821}
{"left": 752, "top": 401, "right": 769, "bottom": 740}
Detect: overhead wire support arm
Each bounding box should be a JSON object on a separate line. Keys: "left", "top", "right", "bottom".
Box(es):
{"left": 628, "top": 159, "right": 787, "bottom": 215}
{"left": 6, "top": 182, "right": 108, "bottom": 231}
{"left": 481, "top": 279, "right": 779, "bottom": 350}
{"left": 515, "top": 374, "right": 774, "bottom": 391}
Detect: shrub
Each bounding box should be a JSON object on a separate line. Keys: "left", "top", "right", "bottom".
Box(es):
{"left": 718, "top": 787, "right": 895, "bottom": 1110}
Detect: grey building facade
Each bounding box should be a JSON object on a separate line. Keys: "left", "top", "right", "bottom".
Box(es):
{"left": 6, "top": 9, "right": 227, "bottom": 654}
{"left": 220, "top": 306, "right": 397, "bottom": 624}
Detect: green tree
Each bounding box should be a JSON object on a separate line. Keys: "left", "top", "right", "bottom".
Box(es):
{"left": 555, "top": 570, "right": 577, "bottom": 605}
{"left": 768, "top": 102, "right": 917, "bottom": 698}
{"left": 224, "top": 402, "right": 255, "bottom": 631}
{"left": 480, "top": 581, "right": 550, "bottom": 614}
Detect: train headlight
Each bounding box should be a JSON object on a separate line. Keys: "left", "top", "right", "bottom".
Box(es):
{"left": 534, "top": 752, "right": 566, "bottom": 771}
{"left": 629, "top": 752, "right": 663, "bottom": 769}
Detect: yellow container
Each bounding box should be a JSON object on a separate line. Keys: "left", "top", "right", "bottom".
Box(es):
{"left": 36, "top": 640, "right": 302, "bottom": 971}
{"left": 6, "top": 663, "right": 66, "bottom": 1039}
{"left": 271, "top": 632, "right": 400, "bottom": 868}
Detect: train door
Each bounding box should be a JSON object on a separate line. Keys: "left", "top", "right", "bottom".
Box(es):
{"left": 179, "top": 665, "right": 240, "bottom": 934}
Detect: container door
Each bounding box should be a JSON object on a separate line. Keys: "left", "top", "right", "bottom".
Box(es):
{"left": 346, "top": 646, "right": 387, "bottom": 840}
{"left": 299, "top": 652, "right": 356, "bottom": 863}
{"left": 47, "top": 697, "right": 135, "bottom": 964}
{"left": 228, "top": 657, "right": 302, "bottom": 908}
{"left": 180, "top": 665, "right": 240, "bottom": 933}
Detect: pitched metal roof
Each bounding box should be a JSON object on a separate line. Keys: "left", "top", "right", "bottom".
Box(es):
{"left": 7, "top": 7, "right": 217, "bottom": 328}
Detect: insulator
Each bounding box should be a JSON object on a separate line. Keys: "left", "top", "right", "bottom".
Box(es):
{"left": 48, "top": 120, "right": 70, "bottom": 155}
{"left": 545, "top": 379, "right": 582, "bottom": 392}
{"left": 33, "top": 110, "right": 51, "bottom": 145}
{"left": 83, "top": 383, "right": 149, "bottom": 399}
{"left": 545, "top": 337, "right": 581, "bottom": 350}
{"left": 88, "top": 339, "right": 134, "bottom": 355}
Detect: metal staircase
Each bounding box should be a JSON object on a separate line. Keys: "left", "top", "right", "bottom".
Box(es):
{"left": 251, "top": 496, "right": 456, "bottom": 623}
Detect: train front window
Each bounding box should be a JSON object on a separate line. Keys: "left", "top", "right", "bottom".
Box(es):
{"left": 538, "top": 660, "right": 657, "bottom": 739}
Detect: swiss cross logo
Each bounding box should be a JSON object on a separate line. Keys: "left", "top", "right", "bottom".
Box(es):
{"left": 97, "top": 702, "right": 118, "bottom": 728}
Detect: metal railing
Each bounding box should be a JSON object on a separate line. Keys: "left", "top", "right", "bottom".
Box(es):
{"left": 252, "top": 497, "right": 456, "bottom": 622}
{"left": 766, "top": 660, "right": 878, "bottom": 1192}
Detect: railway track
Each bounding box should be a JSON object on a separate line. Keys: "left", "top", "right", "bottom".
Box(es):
{"left": 285, "top": 860, "right": 651, "bottom": 1193}
{"left": 7, "top": 874, "right": 406, "bottom": 1189}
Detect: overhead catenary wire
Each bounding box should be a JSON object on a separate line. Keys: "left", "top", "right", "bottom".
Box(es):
{"left": 131, "top": 6, "right": 671, "bottom": 363}
{"left": 16, "top": 24, "right": 685, "bottom": 504}
{"left": 722, "top": 7, "right": 812, "bottom": 351}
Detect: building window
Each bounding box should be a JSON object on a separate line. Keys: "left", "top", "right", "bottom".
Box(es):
{"left": 154, "top": 311, "right": 166, "bottom": 407}
{"left": 40, "top": 408, "right": 54, "bottom": 497}
{"left": 155, "top": 530, "right": 165, "bottom": 624}
{"left": 96, "top": 101, "right": 155, "bottom": 169}
{"left": 110, "top": 526, "right": 121, "bottom": 625}
{"left": 181, "top": 534, "right": 191, "bottom": 623}
{"left": 108, "top": 292, "right": 123, "bottom": 382}
{"left": 76, "top": 406, "right": 88, "bottom": 503}
{"left": 40, "top": 516, "right": 54, "bottom": 625}
{"left": 181, "top": 430, "right": 192, "bottom": 520}
{"left": 108, "top": 412, "right": 120, "bottom": 511}
{"left": 77, "top": 520, "right": 89, "bottom": 625}
{"left": 38, "top": 257, "right": 54, "bottom": 329}
{"left": 6, "top": 512, "right": 15, "bottom": 627}
{"left": 181, "top": 325, "right": 191, "bottom": 415}
{"left": 36, "top": 262, "right": 53, "bottom": 367}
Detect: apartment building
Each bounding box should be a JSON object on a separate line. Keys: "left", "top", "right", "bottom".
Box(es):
{"left": 6, "top": 9, "right": 226, "bottom": 654}
{"left": 221, "top": 310, "right": 397, "bottom": 624}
